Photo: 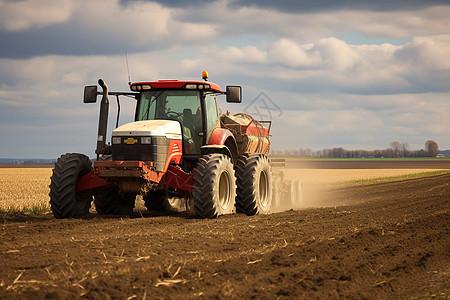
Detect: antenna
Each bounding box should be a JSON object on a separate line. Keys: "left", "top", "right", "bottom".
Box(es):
{"left": 125, "top": 51, "right": 131, "bottom": 86}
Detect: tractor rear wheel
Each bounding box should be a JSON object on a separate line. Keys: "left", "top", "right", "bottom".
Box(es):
{"left": 236, "top": 154, "right": 272, "bottom": 215}
{"left": 193, "top": 154, "right": 236, "bottom": 218}
{"left": 49, "top": 153, "right": 93, "bottom": 219}
{"left": 143, "top": 190, "right": 169, "bottom": 212}
{"left": 94, "top": 187, "right": 135, "bottom": 215}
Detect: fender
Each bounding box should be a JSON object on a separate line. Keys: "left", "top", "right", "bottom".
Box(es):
{"left": 208, "top": 127, "right": 233, "bottom": 146}
{"left": 77, "top": 170, "right": 110, "bottom": 192}
{"left": 207, "top": 127, "right": 238, "bottom": 160}
{"left": 201, "top": 144, "right": 233, "bottom": 159}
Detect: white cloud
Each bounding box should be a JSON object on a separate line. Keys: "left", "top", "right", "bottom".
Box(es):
{"left": 184, "top": 2, "right": 450, "bottom": 42}
{"left": 0, "top": 0, "right": 73, "bottom": 31}
{"left": 314, "top": 38, "right": 360, "bottom": 71}
{"left": 267, "top": 39, "right": 320, "bottom": 68}
{"left": 395, "top": 35, "right": 450, "bottom": 70}
{"left": 219, "top": 46, "right": 266, "bottom": 64}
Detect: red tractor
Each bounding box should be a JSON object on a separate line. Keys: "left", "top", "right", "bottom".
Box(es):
{"left": 49, "top": 72, "right": 299, "bottom": 219}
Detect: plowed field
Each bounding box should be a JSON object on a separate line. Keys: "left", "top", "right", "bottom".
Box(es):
{"left": 0, "top": 161, "right": 449, "bottom": 299}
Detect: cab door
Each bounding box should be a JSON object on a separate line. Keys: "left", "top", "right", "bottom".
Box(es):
{"left": 204, "top": 93, "right": 220, "bottom": 144}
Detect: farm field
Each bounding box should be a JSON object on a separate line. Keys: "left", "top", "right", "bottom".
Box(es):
{"left": 0, "top": 161, "right": 449, "bottom": 299}
{"left": 0, "top": 168, "right": 52, "bottom": 212}
{"left": 1, "top": 160, "right": 447, "bottom": 213}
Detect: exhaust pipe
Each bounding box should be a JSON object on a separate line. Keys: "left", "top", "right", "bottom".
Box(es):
{"left": 96, "top": 79, "right": 109, "bottom": 158}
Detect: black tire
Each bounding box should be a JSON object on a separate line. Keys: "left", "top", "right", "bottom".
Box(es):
{"left": 94, "top": 187, "right": 135, "bottom": 215}
{"left": 143, "top": 190, "right": 169, "bottom": 212}
{"left": 236, "top": 154, "right": 272, "bottom": 215}
{"left": 193, "top": 154, "right": 236, "bottom": 219}
{"left": 49, "top": 153, "right": 93, "bottom": 219}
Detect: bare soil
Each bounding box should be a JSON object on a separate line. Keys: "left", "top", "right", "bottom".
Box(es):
{"left": 286, "top": 159, "right": 450, "bottom": 169}
{"left": 0, "top": 172, "right": 449, "bottom": 299}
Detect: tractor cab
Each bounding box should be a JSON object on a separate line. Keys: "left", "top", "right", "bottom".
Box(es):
{"left": 131, "top": 80, "right": 223, "bottom": 155}
{"left": 83, "top": 72, "right": 241, "bottom": 173}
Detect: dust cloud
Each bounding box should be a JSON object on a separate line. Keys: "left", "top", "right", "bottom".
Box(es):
{"left": 165, "top": 168, "right": 376, "bottom": 215}
{"left": 152, "top": 167, "right": 444, "bottom": 216}
{"left": 270, "top": 168, "right": 359, "bottom": 211}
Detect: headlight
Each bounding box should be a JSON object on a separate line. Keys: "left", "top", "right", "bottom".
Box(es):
{"left": 185, "top": 84, "right": 197, "bottom": 89}
{"left": 112, "top": 137, "right": 121, "bottom": 144}
{"left": 141, "top": 137, "right": 152, "bottom": 144}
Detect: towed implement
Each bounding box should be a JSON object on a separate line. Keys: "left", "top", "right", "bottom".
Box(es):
{"left": 49, "top": 72, "right": 300, "bottom": 219}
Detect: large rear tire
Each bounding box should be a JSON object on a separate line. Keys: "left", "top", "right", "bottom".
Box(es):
{"left": 49, "top": 153, "right": 93, "bottom": 219}
{"left": 236, "top": 154, "right": 272, "bottom": 215}
{"left": 94, "top": 187, "right": 135, "bottom": 215}
{"left": 193, "top": 154, "right": 236, "bottom": 219}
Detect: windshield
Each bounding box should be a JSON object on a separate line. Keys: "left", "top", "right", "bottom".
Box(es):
{"left": 136, "top": 90, "right": 203, "bottom": 154}
{"left": 136, "top": 90, "right": 201, "bottom": 121}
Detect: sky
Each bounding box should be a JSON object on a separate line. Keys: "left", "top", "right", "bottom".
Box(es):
{"left": 0, "top": 0, "right": 449, "bottom": 158}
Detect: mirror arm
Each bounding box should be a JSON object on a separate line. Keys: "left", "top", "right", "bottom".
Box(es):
{"left": 115, "top": 95, "right": 121, "bottom": 129}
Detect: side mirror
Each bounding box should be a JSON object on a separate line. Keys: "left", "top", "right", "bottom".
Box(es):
{"left": 83, "top": 85, "right": 98, "bottom": 103}
{"left": 226, "top": 86, "right": 242, "bottom": 103}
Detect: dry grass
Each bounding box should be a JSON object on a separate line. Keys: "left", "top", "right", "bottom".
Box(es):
{"left": 0, "top": 168, "right": 52, "bottom": 213}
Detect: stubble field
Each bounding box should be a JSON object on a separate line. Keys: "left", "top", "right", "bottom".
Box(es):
{"left": 0, "top": 160, "right": 449, "bottom": 299}
{"left": 1, "top": 161, "right": 447, "bottom": 213}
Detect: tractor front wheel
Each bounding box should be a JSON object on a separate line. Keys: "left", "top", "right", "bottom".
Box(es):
{"left": 193, "top": 154, "right": 236, "bottom": 218}
{"left": 49, "top": 153, "right": 93, "bottom": 219}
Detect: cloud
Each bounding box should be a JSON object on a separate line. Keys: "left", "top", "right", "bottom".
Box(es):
{"left": 0, "top": 0, "right": 216, "bottom": 58}
{"left": 230, "top": 0, "right": 450, "bottom": 13}
{"left": 393, "top": 35, "right": 450, "bottom": 92}
{"left": 2, "top": 0, "right": 450, "bottom": 59}
{"left": 395, "top": 35, "right": 450, "bottom": 70}
{"left": 0, "top": 0, "right": 73, "bottom": 31}
{"left": 189, "top": 36, "right": 450, "bottom": 95}
{"left": 180, "top": 1, "right": 450, "bottom": 42}
{"left": 267, "top": 39, "right": 320, "bottom": 68}
{"left": 219, "top": 46, "right": 266, "bottom": 64}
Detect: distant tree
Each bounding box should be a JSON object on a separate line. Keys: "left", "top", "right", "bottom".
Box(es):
{"left": 401, "top": 143, "right": 410, "bottom": 157}
{"left": 305, "top": 148, "right": 312, "bottom": 157}
{"left": 425, "top": 140, "right": 439, "bottom": 157}
{"left": 331, "top": 147, "right": 345, "bottom": 158}
{"left": 322, "top": 149, "right": 331, "bottom": 158}
{"left": 390, "top": 141, "right": 402, "bottom": 157}
{"left": 385, "top": 148, "right": 395, "bottom": 158}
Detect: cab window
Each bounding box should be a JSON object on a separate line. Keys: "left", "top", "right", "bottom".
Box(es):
{"left": 136, "top": 90, "right": 203, "bottom": 154}
{"left": 205, "top": 93, "right": 219, "bottom": 141}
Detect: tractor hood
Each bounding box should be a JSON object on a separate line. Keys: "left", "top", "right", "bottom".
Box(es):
{"left": 112, "top": 120, "right": 182, "bottom": 139}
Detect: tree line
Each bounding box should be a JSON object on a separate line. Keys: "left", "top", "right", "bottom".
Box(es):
{"left": 271, "top": 140, "right": 441, "bottom": 158}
